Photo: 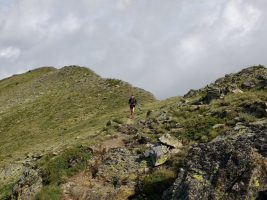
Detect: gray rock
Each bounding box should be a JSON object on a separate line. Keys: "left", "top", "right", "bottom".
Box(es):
{"left": 202, "top": 87, "right": 221, "bottom": 104}
{"left": 184, "top": 89, "right": 198, "bottom": 98}
{"left": 241, "top": 81, "right": 256, "bottom": 89}
{"left": 150, "top": 145, "right": 170, "bottom": 166}
{"left": 234, "top": 123, "right": 247, "bottom": 131}
{"left": 164, "top": 126, "right": 267, "bottom": 200}
{"left": 159, "top": 133, "right": 183, "bottom": 149}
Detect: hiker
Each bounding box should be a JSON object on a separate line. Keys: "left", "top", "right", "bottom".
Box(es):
{"left": 129, "top": 95, "right": 137, "bottom": 119}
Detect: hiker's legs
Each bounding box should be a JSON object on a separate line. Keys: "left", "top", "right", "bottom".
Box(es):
{"left": 132, "top": 107, "right": 135, "bottom": 118}
{"left": 130, "top": 106, "right": 135, "bottom": 119}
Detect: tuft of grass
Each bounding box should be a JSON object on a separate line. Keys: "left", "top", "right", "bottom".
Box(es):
{"left": 180, "top": 115, "right": 223, "bottom": 141}
{"left": 34, "top": 146, "right": 92, "bottom": 199}
{"left": 136, "top": 168, "right": 176, "bottom": 200}
{"left": 35, "top": 185, "right": 62, "bottom": 200}
{"left": 0, "top": 183, "right": 15, "bottom": 200}
{"left": 38, "top": 146, "right": 92, "bottom": 186}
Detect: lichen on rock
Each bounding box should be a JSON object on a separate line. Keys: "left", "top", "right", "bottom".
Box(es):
{"left": 164, "top": 122, "right": 267, "bottom": 200}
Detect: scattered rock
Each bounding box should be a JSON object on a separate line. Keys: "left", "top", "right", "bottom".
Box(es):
{"left": 234, "top": 122, "right": 247, "bottom": 131}
{"left": 32, "top": 153, "right": 43, "bottom": 161}
{"left": 10, "top": 169, "right": 42, "bottom": 200}
{"left": 249, "top": 119, "right": 267, "bottom": 128}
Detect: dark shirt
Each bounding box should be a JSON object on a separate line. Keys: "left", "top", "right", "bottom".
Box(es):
{"left": 129, "top": 98, "right": 137, "bottom": 106}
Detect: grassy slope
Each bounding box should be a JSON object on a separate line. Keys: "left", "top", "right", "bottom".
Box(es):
{"left": 0, "top": 65, "right": 266, "bottom": 199}
{"left": 0, "top": 66, "right": 155, "bottom": 163}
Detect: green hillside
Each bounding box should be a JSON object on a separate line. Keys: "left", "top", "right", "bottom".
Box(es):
{"left": 0, "top": 66, "right": 155, "bottom": 162}
{"left": 0, "top": 65, "right": 266, "bottom": 200}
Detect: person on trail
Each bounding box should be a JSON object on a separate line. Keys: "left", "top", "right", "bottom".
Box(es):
{"left": 129, "top": 95, "right": 137, "bottom": 119}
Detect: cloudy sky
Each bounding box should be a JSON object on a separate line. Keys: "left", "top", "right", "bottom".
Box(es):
{"left": 0, "top": 0, "right": 266, "bottom": 99}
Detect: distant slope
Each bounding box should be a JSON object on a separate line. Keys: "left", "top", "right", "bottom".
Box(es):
{"left": 0, "top": 65, "right": 155, "bottom": 162}
{"left": 184, "top": 65, "right": 267, "bottom": 100}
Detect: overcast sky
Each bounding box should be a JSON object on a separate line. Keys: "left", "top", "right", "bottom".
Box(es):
{"left": 0, "top": 0, "right": 266, "bottom": 99}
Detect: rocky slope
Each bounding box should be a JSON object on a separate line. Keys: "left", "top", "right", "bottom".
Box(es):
{"left": 1, "top": 65, "right": 266, "bottom": 200}
{"left": 163, "top": 120, "right": 267, "bottom": 200}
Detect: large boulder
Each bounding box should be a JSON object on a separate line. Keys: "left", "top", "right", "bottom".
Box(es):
{"left": 150, "top": 145, "right": 170, "bottom": 167}
{"left": 164, "top": 123, "right": 267, "bottom": 200}
{"left": 159, "top": 133, "right": 183, "bottom": 149}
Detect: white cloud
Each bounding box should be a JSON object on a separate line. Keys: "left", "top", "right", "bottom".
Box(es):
{"left": 0, "top": 0, "right": 267, "bottom": 99}
{"left": 0, "top": 46, "right": 21, "bottom": 60}
{"left": 61, "top": 14, "right": 82, "bottom": 32}
{"left": 223, "top": 0, "right": 261, "bottom": 37}
{"left": 117, "top": 0, "right": 132, "bottom": 10}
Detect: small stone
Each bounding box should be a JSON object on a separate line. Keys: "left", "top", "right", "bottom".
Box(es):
{"left": 232, "top": 89, "right": 244, "bottom": 94}
{"left": 144, "top": 168, "right": 150, "bottom": 173}
{"left": 212, "top": 124, "right": 225, "bottom": 129}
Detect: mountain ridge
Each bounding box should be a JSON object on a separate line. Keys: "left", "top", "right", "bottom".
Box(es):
{"left": 0, "top": 65, "right": 266, "bottom": 199}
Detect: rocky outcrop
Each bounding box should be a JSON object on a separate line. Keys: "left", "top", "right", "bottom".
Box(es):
{"left": 164, "top": 122, "right": 267, "bottom": 200}
{"left": 241, "top": 101, "right": 267, "bottom": 118}
{"left": 202, "top": 87, "right": 221, "bottom": 104}
{"left": 187, "top": 66, "right": 267, "bottom": 103}
{"left": 241, "top": 81, "right": 256, "bottom": 89}
{"left": 10, "top": 169, "right": 42, "bottom": 200}
{"left": 62, "top": 147, "right": 141, "bottom": 200}
{"left": 184, "top": 89, "right": 199, "bottom": 98}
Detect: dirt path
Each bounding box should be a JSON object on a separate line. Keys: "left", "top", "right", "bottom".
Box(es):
{"left": 61, "top": 133, "right": 128, "bottom": 200}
